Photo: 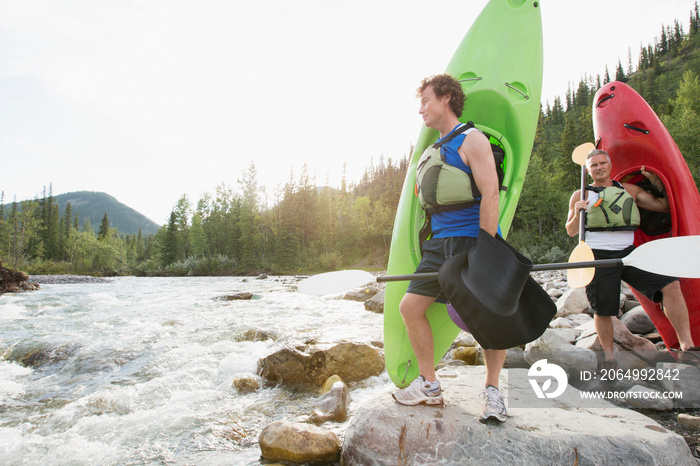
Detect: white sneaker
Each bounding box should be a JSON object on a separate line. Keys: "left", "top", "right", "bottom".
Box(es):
{"left": 480, "top": 385, "right": 507, "bottom": 423}
{"left": 392, "top": 375, "right": 443, "bottom": 406}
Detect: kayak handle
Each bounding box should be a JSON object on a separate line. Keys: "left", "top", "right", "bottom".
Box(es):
{"left": 624, "top": 123, "right": 650, "bottom": 135}
{"left": 505, "top": 82, "right": 529, "bottom": 100}
{"left": 596, "top": 93, "right": 615, "bottom": 107}
{"left": 459, "top": 77, "right": 482, "bottom": 82}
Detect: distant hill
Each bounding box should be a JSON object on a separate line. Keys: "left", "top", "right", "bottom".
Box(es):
{"left": 4, "top": 191, "right": 162, "bottom": 236}
{"left": 54, "top": 191, "right": 162, "bottom": 236}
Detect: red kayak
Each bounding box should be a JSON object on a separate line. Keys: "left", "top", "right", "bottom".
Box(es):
{"left": 592, "top": 81, "right": 700, "bottom": 350}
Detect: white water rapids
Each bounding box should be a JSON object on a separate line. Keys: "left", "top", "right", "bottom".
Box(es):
{"left": 0, "top": 276, "right": 390, "bottom": 465}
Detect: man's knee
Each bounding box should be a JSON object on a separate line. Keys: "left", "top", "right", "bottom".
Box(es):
{"left": 399, "top": 294, "right": 430, "bottom": 321}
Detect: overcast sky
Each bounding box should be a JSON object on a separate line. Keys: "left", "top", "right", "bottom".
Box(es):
{"left": 1, "top": 0, "right": 696, "bottom": 224}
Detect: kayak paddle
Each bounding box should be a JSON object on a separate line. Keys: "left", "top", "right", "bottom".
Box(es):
{"left": 298, "top": 236, "right": 700, "bottom": 295}
{"left": 568, "top": 142, "right": 596, "bottom": 288}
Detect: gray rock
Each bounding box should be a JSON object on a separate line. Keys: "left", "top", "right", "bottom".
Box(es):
{"left": 555, "top": 287, "right": 590, "bottom": 317}
{"left": 658, "top": 363, "right": 700, "bottom": 407}
{"left": 624, "top": 385, "right": 674, "bottom": 411}
{"left": 620, "top": 306, "right": 656, "bottom": 335}
{"left": 341, "top": 366, "right": 694, "bottom": 465}
{"left": 363, "top": 289, "right": 385, "bottom": 313}
{"left": 576, "top": 319, "right": 657, "bottom": 354}
{"left": 525, "top": 329, "right": 597, "bottom": 375}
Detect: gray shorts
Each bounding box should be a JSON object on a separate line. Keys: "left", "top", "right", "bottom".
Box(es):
{"left": 406, "top": 236, "right": 478, "bottom": 300}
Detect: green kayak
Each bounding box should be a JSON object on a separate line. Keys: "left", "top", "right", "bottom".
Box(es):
{"left": 384, "top": 0, "right": 543, "bottom": 388}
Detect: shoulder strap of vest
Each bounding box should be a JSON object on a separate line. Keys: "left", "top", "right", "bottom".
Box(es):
{"left": 432, "top": 121, "right": 475, "bottom": 149}
{"left": 585, "top": 180, "right": 624, "bottom": 193}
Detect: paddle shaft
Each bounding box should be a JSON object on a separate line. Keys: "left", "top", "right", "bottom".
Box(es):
{"left": 578, "top": 164, "right": 587, "bottom": 239}
{"left": 376, "top": 258, "right": 622, "bottom": 282}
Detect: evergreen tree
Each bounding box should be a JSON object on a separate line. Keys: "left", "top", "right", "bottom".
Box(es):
{"left": 160, "top": 211, "right": 179, "bottom": 267}
{"left": 98, "top": 213, "right": 110, "bottom": 240}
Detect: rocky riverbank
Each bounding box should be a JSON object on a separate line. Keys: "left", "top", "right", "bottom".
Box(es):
{"left": 256, "top": 270, "right": 700, "bottom": 464}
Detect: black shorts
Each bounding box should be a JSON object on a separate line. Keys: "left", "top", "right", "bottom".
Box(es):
{"left": 585, "top": 245, "right": 678, "bottom": 317}
{"left": 406, "top": 236, "right": 478, "bottom": 300}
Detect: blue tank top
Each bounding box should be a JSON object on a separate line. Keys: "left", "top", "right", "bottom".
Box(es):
{"left": 431, "top": 124, "right": 500, "bottom": 239}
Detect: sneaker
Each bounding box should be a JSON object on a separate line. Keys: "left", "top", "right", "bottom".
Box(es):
{"left": 480, "top": 385, "right": 507, "bottom": 423}
{"left": 392, "top": 375, "right": 443, "bottom": 406}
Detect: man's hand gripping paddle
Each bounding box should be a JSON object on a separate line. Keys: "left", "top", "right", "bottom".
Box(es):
{"left": 568, "top": 142, "right": 596, "bottom": 288}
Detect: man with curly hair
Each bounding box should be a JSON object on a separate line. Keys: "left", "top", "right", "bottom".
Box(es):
{"left": 392, "top": 74, "right": 507, "bottom": 423}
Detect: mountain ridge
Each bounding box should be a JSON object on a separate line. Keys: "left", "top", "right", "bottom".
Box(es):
{"left": 4, "top": 191, "right": 162, "bottom": 236}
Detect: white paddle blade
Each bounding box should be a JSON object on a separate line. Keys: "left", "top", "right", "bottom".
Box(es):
{"left": 626, "top": 236, "right": 700, "bottom": 278}
{"left": 298, "top": 270, "right": 376, "bottom": 296}
{"left": 567, "top": 241, "right": 596, "bottom": 288}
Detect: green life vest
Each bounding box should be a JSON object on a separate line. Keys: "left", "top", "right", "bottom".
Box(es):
{"left": 415, "top": 122, "right": 505, "bottom": 215}
{"left": 585, "top": 181, "right": 641, "bottom": 232}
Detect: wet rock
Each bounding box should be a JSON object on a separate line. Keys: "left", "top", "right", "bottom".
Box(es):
{"left": 256, "top": 274, "right": 268, "bottom": 280}
{"left": 344, "top": 285, "right": 380, "bottom": 302}
{"left": 363, "top": 290, "right": 385, "bottom": 313}
{"left": 231, "top": 373, "right": 261, "bottom": 393}
{"left": 309, "top": 379, "right": 350, "bottom": 425}
{"left": 259, "top": 421, "right": 339, "bottom": 463}
{"left": 257, "top": 342, "right": 384, "bottom": 387}
{"left": 214, "top": 292, "right": 254, "bottom": 301}
{"left": 341, "top": 365, "right": 694, "bottom": 465}
{"left": 8, "top": 343, "right": 78, "bottom": 369}
{"left": 235, "top": 329, "right": 276, "bottom": 342}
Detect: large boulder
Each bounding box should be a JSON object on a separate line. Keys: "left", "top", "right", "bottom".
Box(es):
{"left": 257, "top": 342, "right": 384, "bottom": 387}
{"left": 259, "top": 421, "right": 339, "bottom": 463}
{"left": 341, "top": 366, "right": 695, "bottom": 465}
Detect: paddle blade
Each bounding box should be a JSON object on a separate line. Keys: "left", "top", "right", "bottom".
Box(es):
{"left": 572, "top": 142, "right": 596, "bottom": 166}
{"left": 567, "top": 241, "right": 595, "bottom": 288}
{"left": 298, "top": 270, "right": 375, "bottom": 295}
{"left": 625, "top": 236, "right": 700, "bottom": 278}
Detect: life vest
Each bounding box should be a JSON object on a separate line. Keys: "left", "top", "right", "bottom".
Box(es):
{"left": 585, "top": 181, "right": 640, "bottom": 232}
{"left": 415, "top": 122, "right": 505, "bottom": 215}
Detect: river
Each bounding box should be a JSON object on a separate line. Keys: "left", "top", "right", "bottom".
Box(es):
{"left": 0, "top": 276, "right": 390, "bottom": 465}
